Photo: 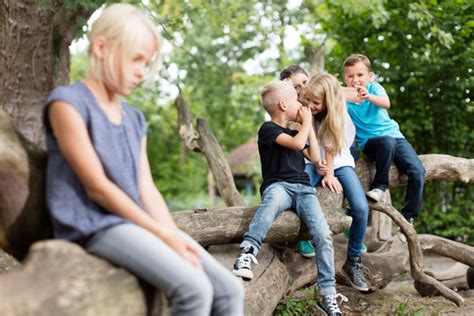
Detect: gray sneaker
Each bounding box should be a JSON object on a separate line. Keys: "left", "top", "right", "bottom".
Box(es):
{"left": 342, "top": 256, "right": 369, "bottom": 292}
{"left": 316, "top": 293, "right": 348, "bottom": 316}
{"left": 366, "top": 188, "right": 384, "bottom": 202}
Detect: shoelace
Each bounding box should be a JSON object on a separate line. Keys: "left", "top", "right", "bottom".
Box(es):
{"left": 352, "top": 262, "right": 366, "bottom": 280}
{"left": 236, "top": 253, "right": 258, "bottom": 269}
{"left": 325, "top": 293, "right": 349, "bottom": 313}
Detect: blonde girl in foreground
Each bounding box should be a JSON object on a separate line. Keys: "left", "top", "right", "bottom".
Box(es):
{"left": 44, "top": 4, "right": 243, "bottom": 315}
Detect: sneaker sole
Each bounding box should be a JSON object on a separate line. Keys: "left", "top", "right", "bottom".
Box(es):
{"left": 315, "top": 303, "right": 329, "bottom": 316}
{"left": 232, "top": 269, "right": 253, "bottom": 280}
{"left": 365, "top": 192, "right": 381, "bottom": 202}
{"left": 342, "top": 269, "right": 369, "bottom": 292}
{"left": 301, "top": 252, "right": 316, "bottom": 258}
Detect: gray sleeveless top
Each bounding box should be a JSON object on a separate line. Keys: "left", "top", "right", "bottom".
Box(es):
{"left": 44, "top": 82, "right": 147, "bottom": 245}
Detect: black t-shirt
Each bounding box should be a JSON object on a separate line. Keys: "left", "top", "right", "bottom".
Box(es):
{"left": 258, "top": 121, "right": 310, "bottom": 195}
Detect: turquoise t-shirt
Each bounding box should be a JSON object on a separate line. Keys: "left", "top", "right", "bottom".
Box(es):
{"left": 346, "top": 81, "right": 404, "bottom": 150}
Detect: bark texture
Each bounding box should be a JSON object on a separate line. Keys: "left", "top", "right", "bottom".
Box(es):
{"left": 173, "top": 191, "right": 350, "bottom": 247}
{"left": 0, "top": 110, "right": 50, "bottom": 260}
{"left": 0, "top": 0, "right": 96, "bottom": 146}
{"left": 0, "top": 241, "right": 148, "bottom": 316}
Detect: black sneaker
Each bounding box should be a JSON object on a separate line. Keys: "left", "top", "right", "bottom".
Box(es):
{"left": 316, "top": 293, "right": 348, "bottom": 316}
{"left": 342, "top": 256, "right": 369, "bottom": 292}
{"left": 232, "top": 246, "right": 258, "bottom": 280}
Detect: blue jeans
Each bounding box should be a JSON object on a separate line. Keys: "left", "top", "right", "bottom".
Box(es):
{"left": 363, "top": 136, "right": 425, "bottom": 219}
{"left": 305, "top": 164, "right": 369, "bottom": 258}
{"left": 241, "top": 182, "right": 336, "bottom": 296}
{"left": 87, "top": 223, "right": 244, "bottom": 316}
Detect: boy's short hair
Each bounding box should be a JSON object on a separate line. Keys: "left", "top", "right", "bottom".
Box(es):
{"left": 280, "top": 65, "right": 308, "bottom": 80}
{"left": 261, "top": 80, "right": 293, "bottom": 114}
{"left": 343, "top": 54, "right": 371, "bottom": 71}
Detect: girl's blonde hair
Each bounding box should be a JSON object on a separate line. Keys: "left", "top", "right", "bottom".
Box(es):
{"left": 306, "top": 73, "right": 345, "bottom": 155}
{"left": 87, "top": 4, "right": 161, "bottom": 89}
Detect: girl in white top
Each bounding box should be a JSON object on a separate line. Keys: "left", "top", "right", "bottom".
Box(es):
{"left": 303, "top": 73, "right": 370, "bottom": 292}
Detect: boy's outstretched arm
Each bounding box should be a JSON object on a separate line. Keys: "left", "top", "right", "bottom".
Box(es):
{"left": 341, "top": 87, "right": 362, "bottom": 103}
{"left": 275, "top": 106, "right": 313, "bottom": 151}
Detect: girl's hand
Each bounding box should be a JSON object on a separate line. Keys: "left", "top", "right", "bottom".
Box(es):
{"left": 162, "top": 228, "right": 203, "bottom": 271}
{"left": 321, "top": 174, "right": 343, "bottom": 194}
{"left": 316, "top": 160, "right": 328, "bottom": 176}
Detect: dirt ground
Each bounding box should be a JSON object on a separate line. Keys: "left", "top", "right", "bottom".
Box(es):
{"left": 290, "top": 280, "right": 474, "bottom": 315}
{"left": 289, "top": 253, "right": 474, "bottom": 315}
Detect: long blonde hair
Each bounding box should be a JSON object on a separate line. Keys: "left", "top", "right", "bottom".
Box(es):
{"left": 88, "top": 4, "right": 161, "bottom": 89}
{"left": 306, "top": 73, "right": 345, "bottom": 155}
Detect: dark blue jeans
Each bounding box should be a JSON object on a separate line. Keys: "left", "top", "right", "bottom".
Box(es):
{"left": 305, "top": 164, "right": 369, "bottom": 258}
{"left": 363, "top": 136, "right": 425, "bottom": 219}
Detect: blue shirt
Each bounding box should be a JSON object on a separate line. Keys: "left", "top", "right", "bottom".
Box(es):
{"left": 346, "top": 81, "right": 404, "bottom": 150}
{"left": 44, "top": 82, "right": 147, "bottom": 245}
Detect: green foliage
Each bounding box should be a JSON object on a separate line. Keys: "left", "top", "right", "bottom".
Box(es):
{"left": 394, "top": 298, "right": 424, "bottom": 316}
{"left": 392, "top": 181, "right": 474, "bottom": 244}
{"left": 273, "top": 297, "right": 308, "bottom": 316}
{"left": 69, "top": 52, "right": 89, "bottom": 82}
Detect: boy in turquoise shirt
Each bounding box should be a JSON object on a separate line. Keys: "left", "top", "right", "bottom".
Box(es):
{"left": 342, "top": 54, "right": 425, "bottom": 224}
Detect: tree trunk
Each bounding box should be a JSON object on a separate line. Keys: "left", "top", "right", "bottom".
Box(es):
{"left": 0, "top": 0, "right": 97, "bottom": 146}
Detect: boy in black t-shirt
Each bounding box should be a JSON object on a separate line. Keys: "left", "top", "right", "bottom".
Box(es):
{"left": 233, "top": 81, "right": 346, "bottom": 315}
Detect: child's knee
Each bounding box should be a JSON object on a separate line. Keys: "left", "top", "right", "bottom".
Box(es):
{"left": 410, "top": 164, "right": 426, "bottom": 182}
{"left": 379, "top": 136, "right": 397, "bottom": 151}
{"left": 310, "top": 222, "right": 332, "bottom": 243}
{"left": 170, "top": 273, "right": 213, "bottom": 312}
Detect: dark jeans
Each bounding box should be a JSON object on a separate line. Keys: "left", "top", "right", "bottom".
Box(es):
{"left": 350, "top": 141, "right": 359, "bottom": 161}
{"left": 363, "top": 136, "right": 425, "bottom": 219}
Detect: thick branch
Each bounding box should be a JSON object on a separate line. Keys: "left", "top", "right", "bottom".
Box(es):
{"left": 174, "top": 95, "right": 245, "bottom": 206}
{"left": 173, "top": 202, "right": 351, "bottom": 246}
{"left": 195, "top": 118, "right": 246, "bottom": 206}
{"left": 175, "top": 95, "right": 200, "bottom": 151}
{"left": 356, "top": 154, "right": 473, "bottom": 190}
{"left": 418, "top": 235, "right": 474, "bottom": 267}
{"left": 370, "top": 198, "right": 465, "bottom": 306}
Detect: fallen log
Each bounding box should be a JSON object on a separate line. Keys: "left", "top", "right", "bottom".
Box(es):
{"left": 355, "top": 154, "right": 474, "bottom": 190}
{"left": 414, "top": 262, "right": 472, "bottom": 297}
{"left": 172, "top": 187, "right": 350, "bottom": 247}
